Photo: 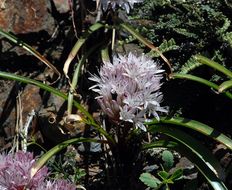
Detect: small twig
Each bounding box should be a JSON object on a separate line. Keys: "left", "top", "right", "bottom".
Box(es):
{"left": 11, "top": 91, "right": 23, "bottom": 153}
{"left": 20, "top": 109, "right": 35, "bottom": 152}
{"left": 69, "top": 0, "right": 78, "bottom": 38}
{"left": 48, "top": 25, "right": 59, "bottom": 42}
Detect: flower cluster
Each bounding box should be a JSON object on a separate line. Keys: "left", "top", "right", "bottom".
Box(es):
{"left": 89, "top": 53, "right": 168, "bottom": 131}
{"left": 0, "top": 151, "right": 76, "bottom": 190}
{"left": 98, "top": 0, "right": 143, "bottom": 13}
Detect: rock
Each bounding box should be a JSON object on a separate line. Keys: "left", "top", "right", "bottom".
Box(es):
{"left": 0, "top": 0, "right": 55, "bottom": 35}
{"left": 53, "top": 0, "right": 70, "bottom": 13}
{"left": 0, "top": 81, "right": 42, "bottom": 137}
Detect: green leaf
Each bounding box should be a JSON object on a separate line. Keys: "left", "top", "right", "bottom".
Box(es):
{"left": 146, "top": 117, "right": 232, "bottom": 151}
{"left": 173, "top": 28, "right": 198, "bottom": 39}
{"left": 222, "top": 32, "right": 232, "bottom": 47}
{"left": 148, "top": 125, "right": 227, "bottom": 190}
{"left": 170, "top": 169, "right": 183, "bottom": 181}
{"left": 158, "top": 171, "right": 169, "bottom": 180}
{"left": 139, "top": 173, "right": 161, "bottom": 188}
{"left": 143, "top": 140, "right": 179, "bottom": 150}
{"left": 217, "top": 17, "right": 231, "bottom": 35}
{"left": 162, "top": 150, "right": 174, "bottom": 171}
{"left": 0, "top": 71, "right": 91, "bottom": 121}
{"left": 63, "top": 22, "right": 104, "bottom": 79}
{"left": 67, "top": 41, "right": 105, "bottom": 114}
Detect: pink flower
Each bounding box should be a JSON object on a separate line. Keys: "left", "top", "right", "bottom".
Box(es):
{"left": 89, "top": 53, "right": 168, "bottom": 131}
{"left": 0, "top": 151, "right": 48, "bottom": 190}
{"left": 0, "top": 151, "right": 77, "bottom": 190}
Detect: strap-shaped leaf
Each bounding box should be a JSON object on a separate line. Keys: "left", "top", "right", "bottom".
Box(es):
{"left": 146, "top": 117, "right": 232, "bottom": 151}
{"left": 67, "top": 42, "right": 105, "bottom": 114}
{"left": 170, "top": 73, "right": 232, "bottom": 99}
{"left": 0, "top": 28, "right": 60, "bottom": 83}
{"left": 194, "top": 55, "right": 232, "bottom": 78}
{"left": 219, "top": 80, "right": 232, "bottom": 93}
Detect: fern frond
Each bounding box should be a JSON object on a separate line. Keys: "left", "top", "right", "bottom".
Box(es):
{"left": 173, "top": 28, "right": 198, "bottom": 39}
{"left": 151, "top": 0, "right": 171, "bottom": 7}
{"left": 179, "top": 57, "right": 202, "bottom": 74}
{"left": 217, "top": 17, "right": 231, "bottom": 35}
{"left": 147, "top": 38, "right": 179, "bottom": 58}
{"left": 222, "top": 32, "right": 232, "bottom": 47}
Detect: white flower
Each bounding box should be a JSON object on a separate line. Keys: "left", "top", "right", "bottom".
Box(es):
{"left": 98, "top": 0, "right": 143, "bottom": 13}
{"left": 89, "top": 53, "right": 168, "bottom": 131}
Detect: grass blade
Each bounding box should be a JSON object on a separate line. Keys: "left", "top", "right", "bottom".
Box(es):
{"left": 67, "top": 42, "right": 105, "bottom": 114}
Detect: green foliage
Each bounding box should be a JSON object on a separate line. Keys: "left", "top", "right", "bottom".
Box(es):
{"left": 161, "top": 150, "right": 174, "bottom": 171}
{"left": 139, "top": 173, "right": 161, "bottom": 189}
{"left": 223, "top": 32, "right": 232, "bottom": 47}
{"left": 47, "top": 149, "right": 86, "bottom": 184}
{"left": 147, "top": 38, "right": 179, "bottom": 58}
{"left": 131, "top": 0, "right": 232, "bottom": 70}
{"left": 179, "top": 56, "right": 202, "bottom": 74}
{"left": 217, "top": 18, "right": 231, "bottom": 35}
{"left": 140, "top": 169, "right": 183, "bottom": 190}
{"left": 173, "top": 28, "right": 198, "bottom": 39}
